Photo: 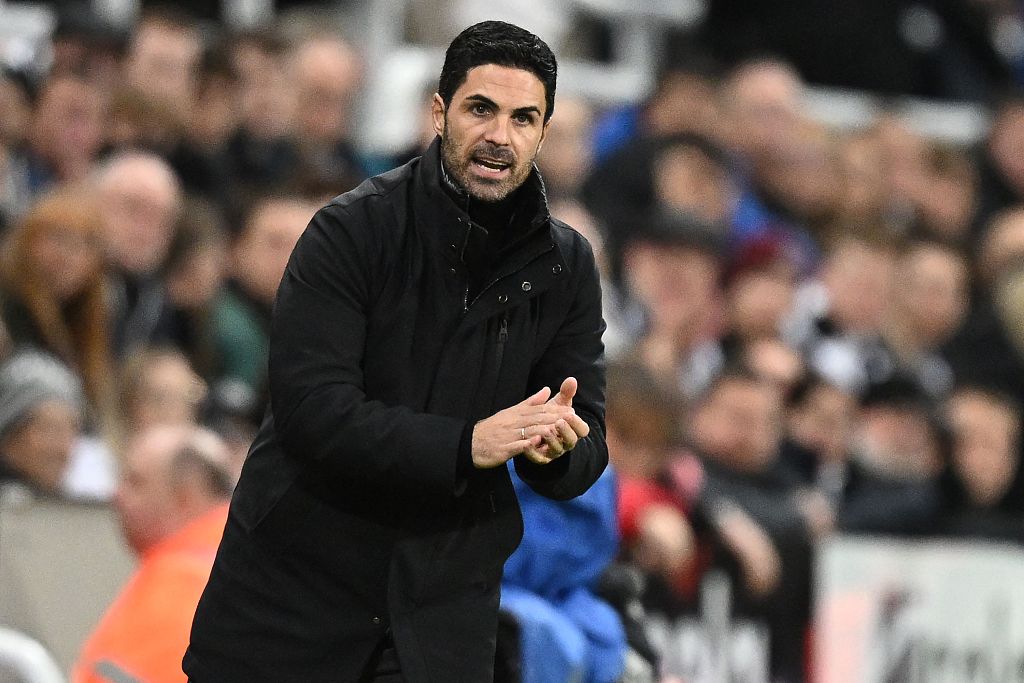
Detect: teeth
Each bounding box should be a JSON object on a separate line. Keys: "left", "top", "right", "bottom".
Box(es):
{"left": 476, "top": 159, "right": 509, "bottom": 170}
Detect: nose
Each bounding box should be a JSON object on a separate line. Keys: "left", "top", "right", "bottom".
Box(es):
{"left": 484, "top": 115, "right": 512, "bottom": 146}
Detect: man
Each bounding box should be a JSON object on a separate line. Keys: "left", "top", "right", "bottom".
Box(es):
{"left": 185, "top": 21, "right": 608, "bottom": 682}
{"left": 94, "top": 151, "right": 183, "bottom": 357}
{"left": 74, "top": 426, "right": 234, "bottom": 683}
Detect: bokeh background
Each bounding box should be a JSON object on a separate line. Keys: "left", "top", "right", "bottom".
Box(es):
{"left": 3, "top": 1, "right": 1024, "bottom": 682}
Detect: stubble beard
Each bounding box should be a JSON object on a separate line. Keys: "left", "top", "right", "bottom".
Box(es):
{"left": 440, "top": 120, "right": 532, "bottom": 203}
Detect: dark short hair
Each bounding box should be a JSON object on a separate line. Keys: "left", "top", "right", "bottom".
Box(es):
{"left": 438, "top": 21, "right": 557, "bottom": 123}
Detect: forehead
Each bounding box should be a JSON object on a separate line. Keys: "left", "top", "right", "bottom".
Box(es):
{"left": 453, "top": 64, "right": 546, "bottom": 112}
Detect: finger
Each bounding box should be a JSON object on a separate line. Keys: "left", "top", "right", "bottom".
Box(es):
{"left": 520, "top": 405, "right": 575, "bottom": 424}
{"left": 552, "top": 377, "right": 577, "bottom": 407}
{"left": 522, "top": 386, "right": 551, "bottom": 406}
{"left": 509, "top": 435, "right": 544, "bottom": 457}
{"left": 554, "top": 419, "right": 578, "bottom": 451}
{"left": 520, "top": 443, "right": 555, "bottom": 465}
{"left": 563, "top": 412, "right": 590, "bottom": 439}
{"left": 539, "top": 424, "right": 565, "bottom": 457}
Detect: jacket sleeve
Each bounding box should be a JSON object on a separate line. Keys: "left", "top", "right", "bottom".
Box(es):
{"left": 514, "top": 234, "right": 609, "bottom": 500}
{"left": 268, "top": 203, "right": 468, "bottom": 498}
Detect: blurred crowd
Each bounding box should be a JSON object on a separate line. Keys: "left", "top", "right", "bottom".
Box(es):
{"left": 3, "top": 3, "right": 1024, "bottom": 683}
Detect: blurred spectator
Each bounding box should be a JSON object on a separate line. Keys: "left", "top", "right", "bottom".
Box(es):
{"left": 789, "top": 233, "right": 897, "bottom": 395}
{"left": 945, "top": 207, "right": 1024, "bottom": 410}
{"left": 0, "top": 350, "right": 84, "bottom": 498}
{"left": 975, "top": 95, "right": 1024, "bottom": 230}
{"left": 940, "top": 385, "right": 1024, "bottom": 541}
{"left": 209, "top": 195, "right": 316, "bottom": 421}
{"left": 604, "top": 361, "right": 696, "bottom": 609}
{"left": 74, "top": 425, "right": 233, "bottom": 683}
{"left": 164, "top": 198, "right": 229, "bottom": 380}
{"left": 782, "top": 372, "right": 858, "bottom": 506}
{"left": 25, "top": 73, "right": 106, "bottom": 195}
{"left": 288, "top": 32, "right": 368, "bottom": 194}
{"left": 0, "top": 184, "right": 118, "bottom": 434}
{"left": 590, "top": 55, "right": 722, "bottom": 163}
{"left": 94, "top": 151, "right": 182, "bottom": 357}
{"left": 682, "top": 367, "right": 822, "bottom": 682}
{"left": 722, "top": 234, "right": 799, "bottom": 348}
{"left": 536, "top": 96, "right": 594, "bottom": 202}
{"left": 123, "top": 7, "right": 203, "bottom": 126}
{"left": 120, "top": 347, "right": 206, "bottom": 435}
{"left": 880, "top": 239, "right": 969, "bottom": 398}
{"left": 619, "top": 209, "right": 726, "bottom": 399}
{"left": 840, "top": 375, "right": 945, "bottom": 535}
{"left": 583, "top": 132, "right": 733, "bottom": 282}
{"left": 223, "top": 29, "right": 299, "bottom": 201}
{"left": 652, "top": 134, "right": 736, "bottom": 228}
{"left": 49, "top": 3, "right": 126, "bottom": 87}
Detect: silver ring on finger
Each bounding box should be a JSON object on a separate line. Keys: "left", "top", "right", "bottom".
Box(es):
{"left": 520, "top": 427, "right": 526, "bottom": 440}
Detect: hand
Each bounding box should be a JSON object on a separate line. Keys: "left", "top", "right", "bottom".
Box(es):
{"left": 521, "top": 377, "right": 590, "bottom": 465}
{"left": 713, "top": 504, "right": 782, "bottom": 598}
{"left": 471, "top": 386, "right": 576, "bottom": 469}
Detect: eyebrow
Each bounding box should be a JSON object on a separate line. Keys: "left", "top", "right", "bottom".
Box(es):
{"left": 465, "top": 94, "right": 542, "bottom": 119}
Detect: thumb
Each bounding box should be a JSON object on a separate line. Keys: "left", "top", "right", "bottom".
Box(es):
{"left": 523, "top": 386, "right": 552, "bottom": 406}
{"left": 553, "top": 377, "right": 577, "bottom": 407}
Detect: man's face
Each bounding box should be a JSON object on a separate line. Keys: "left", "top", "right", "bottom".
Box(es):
{"left": 433, "top": 64, "right": 550, "bottom": 203}
{"left": 114, "top": 431, "right": 180, "bottom": 555}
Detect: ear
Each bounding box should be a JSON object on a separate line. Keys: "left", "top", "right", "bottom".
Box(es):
{"left": 431, "top": 93, "right": 446, "bottom": 138}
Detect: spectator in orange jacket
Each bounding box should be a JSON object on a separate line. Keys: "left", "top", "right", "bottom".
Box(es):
{"left": 74, "top": 425, "right": 235, "bottom": 683}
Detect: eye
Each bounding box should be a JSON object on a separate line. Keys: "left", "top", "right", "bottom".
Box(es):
{"left": 471, "top": 103, "right": 489, "bottom": 116}
{"left": 513, "top": 113, "right": 534, "bottom": 125}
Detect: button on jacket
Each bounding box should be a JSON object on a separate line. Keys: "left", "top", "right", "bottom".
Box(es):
{"left": 184, "top": 138, "right": 608, "bottom": 682}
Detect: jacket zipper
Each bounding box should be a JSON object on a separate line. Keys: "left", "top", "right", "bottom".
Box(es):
{"left": 495, "top": 316, "right": 508, "bottom": 376}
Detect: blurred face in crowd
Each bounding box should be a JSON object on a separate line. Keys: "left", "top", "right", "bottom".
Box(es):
{"left": 433, "top": 64, "right": 550, "bottom": 203}
{"left": 125, "top": 352, "right": 206, "bottom": 431}
{"left": 788, "top": 382, "right": 857, "bottom": 464}
{"left": 727, "top": 262, "right": 796, "bottom": 342}
{"left": 646, "top": 70, "right": 720, "bottom": 138}
{"left": 626, "top": 242, "right": 720, "bottom": 336}
{"left": 722, "top": 60, "right": 803, "bottom": 163}
{"left": 894, "top": 244, "right": 968, "bottom": 348}
{"left": 946, "top": 390, "right": 1020, "bottom": 508}
{"left": 236, "top": 42, "right": 295, "bottom": 139}
{"left": 536, "top": 97, "right": 593, "bottom": 197}
{"left": 30, "top": 75, "right": 105, "bottom": 180}
{"left": 125, "top": 18, "right": 202, "bottom": 113}
{"left": 822, "top": 238, "right": 895, "bottom": 335}
{"left": 0, "top": 400, "right": 80, "bottom": 493}
{"left": 988, "top": 102, "right": 1024, "bottom": 195}
{"left": 654, "top": 142, "right": 733, "bottom": 225}
{"left": 18, "top": 189, "right": 105, "bottom": 303}
{"left": 691, "top": 376, "right": 783, "bottom": 473}
{"left": 757, "top": 121, "right": 842, "bottom": 223}
{"left": 856, "top": 403, "right": 941, "bottom": 480}
{"left": 97, "top": 154, "right": 181, "bottom": 276}
{"left": 979, "top": 208, "right": 1024, "bottom": 284}
{"left": 234, "top": 198, "right": 315, "bottom": 305}
{"left": 115, "top": 428, "right": 185, "bottom": 554}
{"left": 290, "top": 36, "right": 361, "bottom": 144}
{"left": 743, "top": 338, "right": 804, "bottom": 394}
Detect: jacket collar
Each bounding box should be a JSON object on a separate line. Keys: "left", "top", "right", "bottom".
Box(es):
{"left": 414, "top": 137, "right": 553, "bottom": 266}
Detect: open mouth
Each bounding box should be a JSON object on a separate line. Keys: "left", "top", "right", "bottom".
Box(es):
{"left": 472, "top": 157, "right": 512, "bottom": 176}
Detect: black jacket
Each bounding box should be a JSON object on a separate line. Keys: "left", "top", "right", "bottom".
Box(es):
{"left": 184, "top": 139, "right": 608, "bottom": 682}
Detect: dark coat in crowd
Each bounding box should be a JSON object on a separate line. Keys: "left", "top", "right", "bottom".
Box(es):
{"left": 184, "top": 139, "right": 609, "bottom": 682}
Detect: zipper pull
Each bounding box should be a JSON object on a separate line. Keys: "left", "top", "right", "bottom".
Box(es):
{"left": 498, "top": 316, "right": 508, "bottom": 343}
